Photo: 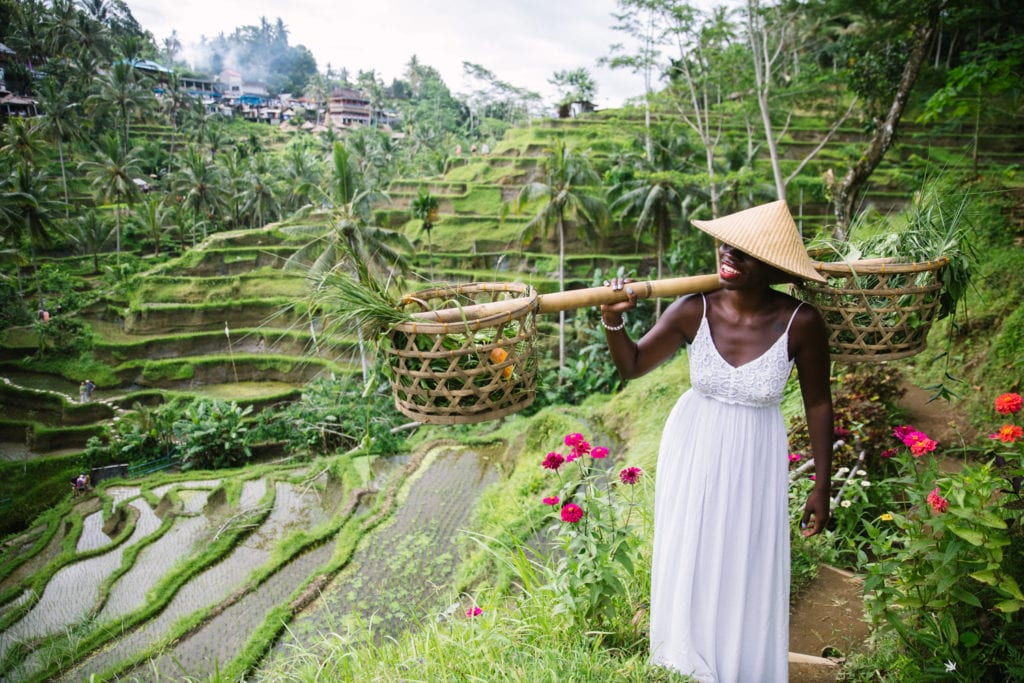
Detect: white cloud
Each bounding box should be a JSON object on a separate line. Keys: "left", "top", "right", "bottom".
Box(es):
{"left": 127, "top": 0, "right": 649, "bottom": 108}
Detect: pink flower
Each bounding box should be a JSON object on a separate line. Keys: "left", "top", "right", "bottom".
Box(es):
{"left": 619, "top": 466, "right": 642, "bottom": 485}
{"left": 560, "top": 503, "right": 584, "bottom": 523}
{"left": 542, "top": 496, "right": 560, "bottom": 506}
{"left": 834, "top": 426, "right": 851, "bottom": 438}
{"left": 893, "top": 425, "right": 916, "bottom": 442}
{"left": 995, "top": 393, "right": 1023, "bottom": 415}
{"left": 591, "top": 446, "right": 609, "bottom": 459}
{"left": 927, "top": 487, "right": 949, "bottom": 514}
{"left": 880, "top": 448, "right": 898, "bottom": 458}
{"left": 466, "top": 606, "right": 482, "bottom": 618}
{"left": 989, "top": 424, "right": 1023, "bottom": 443}
{"left": 788, "top": 453, "right": 801, "bottom": 463}
{"left": 542, "top": 452, "right": 565, "bottom": 470}
{"left": 565, "top": 433, "right": 584, "bottom": 447}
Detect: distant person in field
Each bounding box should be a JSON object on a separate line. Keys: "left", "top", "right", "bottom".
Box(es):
{"left": 600, "top": 201, "right": 833, "bottom": 682}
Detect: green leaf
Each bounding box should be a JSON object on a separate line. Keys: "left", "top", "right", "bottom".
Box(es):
{"left": 973, "top": 510, "right": 1008, "bottom": 529}
{"left": 994, "top": 599, "right": 1023, "bottom": 613}
{"left": 970, "top": 569, "right": 997, "bottom": 585}
{"left": 948, "top": 524, "right": 985, "bottom": 546}
{"left": 998, "top": 574, "right": 1024, "bottom": 600}
{"left": 950, "top": 587, "right": 983, "bottom": 609}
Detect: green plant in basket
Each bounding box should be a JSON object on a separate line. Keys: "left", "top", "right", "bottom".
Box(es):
{"left": 814, "top": 174, "right": 978, "bottom": 317}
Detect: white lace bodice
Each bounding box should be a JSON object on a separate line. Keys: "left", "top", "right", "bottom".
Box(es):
{"left": 688, "top": 296, "right": 799, "bottom": 408}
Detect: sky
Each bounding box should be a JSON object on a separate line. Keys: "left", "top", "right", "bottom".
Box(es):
{"left": 124, "top": 0, "right": 686, "bottom": 110}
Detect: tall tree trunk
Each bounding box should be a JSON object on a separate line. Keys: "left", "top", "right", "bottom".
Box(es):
{"left": 831, "top": 14, "right": 941, "bottom": 239}
{"left": 557, "top": 209, "right": 566, "bottom": 380}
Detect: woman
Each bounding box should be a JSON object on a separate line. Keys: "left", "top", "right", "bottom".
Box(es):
{"left": 601, "top": 200, "right": 833, "bottom": 682}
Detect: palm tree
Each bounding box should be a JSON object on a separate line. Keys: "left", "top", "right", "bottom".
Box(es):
{"left": 87, "top": 59, "right": 155, "bottom": 156}
{"left": 79, "top": 133, "right": 141, "bottom": 257}
{"left": 66, "top": 210, "right": 115, "bottom": 272}
{"left": 0, "top": 117, "right": 46, "bottom": 169}
{"left": 281, "top": 144, "right": 322, "bottom": 213}
{"left": 5, "top": 164, "right": 64, "bottom": 283}
{"left": 131, "top": 196, "right": 171, "bottom": 256}
{"left": 172, "top": 145, "right": 226, "bottom": 242}
{"left": 36, "top": 78, "right": 82, "bottom": 218}
{"left": 611, "top": 172, "right": 687, "bottom": 318}
{"left": 411, "top": 188, "right": 439, "bottom": 277}
{"left": 284, "top": 195, "right": 412, "bottom": 383}
{"left": 239, "top": 152, "right": 280, "bottom": 228}
{"left": 507, "top": 139, "right": 608, "bottom": 376}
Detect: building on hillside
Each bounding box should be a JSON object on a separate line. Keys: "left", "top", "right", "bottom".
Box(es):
{"left": 0, "top": 91, "right": 38, "bottom": 118}
{"left": 218, "top": 68, "right": 243, "bottom": 99}
{"left": 328, "top": 87, "right": 371, "bottom": 126}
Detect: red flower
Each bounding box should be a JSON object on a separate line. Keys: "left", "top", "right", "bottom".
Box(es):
{"left": 619, "top": 466, "right": 642, "bottom": 485}
{"left": 995, "top": 393, "right": 1023, "bottom": 415}
{"left": 591, "top": 446, "right": 609, "bottom": 459}
{"left": 466, "top": 606, "right": 482, "bottom": 618}
{"left": 542, "top": 452, "right": 565, "bottom": 470}
{"left": 910, "top": 438, "right": 938, "bottom": 456}
{"left": 560, "top": 503, "right": 584, "bottom": 523}
{"left": 542, "top": 496, "right": 560, "bottom": 506}
{"left": 927, "top": 487, "right": 949, "bottom": 514}
{"left": 989, "top": 424, "right": 1023, "bottom": 444}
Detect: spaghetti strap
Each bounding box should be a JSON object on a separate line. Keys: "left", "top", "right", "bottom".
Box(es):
{"left": 784, "top": 302, "right": 804, "bottom": 334}
{"left": 700, "top": 293, "right": 707, "bottom": 320}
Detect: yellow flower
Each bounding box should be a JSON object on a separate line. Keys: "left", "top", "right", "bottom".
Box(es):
{"left": 880, "top": 513, "right": 894, "bottom": 521}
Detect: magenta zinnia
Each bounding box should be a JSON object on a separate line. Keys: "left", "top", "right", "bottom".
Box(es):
{"left": 564, "top": 432, "right": 584, "bottom": 447}
{"left": 466, "top": 606, "right": 482, "bottom": 617}
{"left": 788, "top": 453, "right": 801, "bottom": 463}
{"left": 542, "top": 496, "right": 560, "bottom": 506}
{"left": 619, "top": 466, "right": 642, "bottom": 485}
{"left": 591, "top": 446, "right": 609, "bottom": 459}
{"left": 542, "top": 451, "right": 565, "bottom": 470}
{"left": 995, "top": 393, "right": 1023, "bottom": 415}
{"left": 560, "top": 503, "right": 584, "bottom": 523}
{"left": 927, "top": 487, "right": 950, "bottom": 514}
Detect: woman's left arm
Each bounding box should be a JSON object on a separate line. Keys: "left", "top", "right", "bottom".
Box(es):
{"left": 792, "top": 305, "right": 834, "bottom": 537}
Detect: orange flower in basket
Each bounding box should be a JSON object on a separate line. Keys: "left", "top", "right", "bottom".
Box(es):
{"left": 489, "top": 347, "right": 513, "bottom": 380}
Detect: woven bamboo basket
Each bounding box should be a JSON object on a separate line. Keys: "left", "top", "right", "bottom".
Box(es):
{"left": 388, "top": 274, "right": 720, "bottom": 424}
{"left": 386, "top": 282, "right": 540, "bottom": 424}
{"left": 798, "top": 256, "right": 950, "bottom": 362}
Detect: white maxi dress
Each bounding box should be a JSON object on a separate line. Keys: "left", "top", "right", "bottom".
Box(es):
{"left": 650, "top": 295, "right": 800, "bottom": 682}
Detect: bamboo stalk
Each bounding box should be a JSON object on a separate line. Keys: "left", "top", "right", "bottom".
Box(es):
{"left": 407, "top": 274, "right": 721, "bottom": 325}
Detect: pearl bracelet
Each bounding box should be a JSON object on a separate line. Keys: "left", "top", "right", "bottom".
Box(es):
{"left": 601, "top": 314, "right": 626, "bottom": 331}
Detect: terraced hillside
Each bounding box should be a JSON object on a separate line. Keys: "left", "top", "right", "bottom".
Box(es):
{"left": 0, "top": 437, "right": 502, "bottom": 681}
{"left": 380, "top": 110, "right": 1024, "bottom": 270}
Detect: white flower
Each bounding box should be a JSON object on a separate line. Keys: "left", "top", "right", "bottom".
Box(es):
{"left": 836, "top": 467, "right": 850, "bottom": 476}
{"left": 840, "top": 500, "right": 852, "bottom": 508}
{"left": 861, "top": 480, "right": 871, "bottom": 487}
{"left": 944, "top": 660, "right": 956, "bottom": 672}
{"left": 857, "top": 469, "right": 867, "bottom": 476}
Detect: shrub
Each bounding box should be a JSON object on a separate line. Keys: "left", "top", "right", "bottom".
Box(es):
{"left": 861, "top": 394, "right": 1024, "bottom": 680}
{"left": 173, "top": 398, "right": 253, "bottom": 470}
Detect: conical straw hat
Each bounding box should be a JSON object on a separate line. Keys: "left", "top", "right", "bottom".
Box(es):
{"left": 691, "top": 200, "right": 826, "bottom": 283}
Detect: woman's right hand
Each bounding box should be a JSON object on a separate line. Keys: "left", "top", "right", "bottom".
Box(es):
{"left": 601, "top": 277, "right": 637, "bottom": 318}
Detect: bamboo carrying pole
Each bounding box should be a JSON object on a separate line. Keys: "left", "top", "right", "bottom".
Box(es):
{"left": 406, "top": 274, "right": 722, "bottom": 325}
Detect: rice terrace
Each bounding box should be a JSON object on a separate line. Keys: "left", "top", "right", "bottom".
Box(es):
{"left": 1, "top": 1, "right": 1023, "bottom": 681}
